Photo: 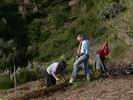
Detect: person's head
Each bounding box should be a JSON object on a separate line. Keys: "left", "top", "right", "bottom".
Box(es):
{"left": 59, "top": 60, "right": 67, "bottom": 70}
{"left": 77, "top": 34, "right": 84, "bottom": 42}
{"left": 104, "top": 42, "right": 108, "bottom": 49}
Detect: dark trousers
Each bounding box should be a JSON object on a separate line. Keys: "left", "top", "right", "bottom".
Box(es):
{"left": 46, "top": 72, "right": 56, "bottom": 87}
{"left": 100, "top": 57, "right": 107, "bottom": 73}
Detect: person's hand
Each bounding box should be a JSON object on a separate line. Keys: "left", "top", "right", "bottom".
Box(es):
{"left": 53, "top": 74, "right": 60, "bottom": 81}
{"left": 55, "top": 77, "right": 59, "bottom": 81}
{"left": 76, "top": 54, "right": 81, "bottom": 59}
{"left": 75, "top": 55, "right": 79, "bottom": 60}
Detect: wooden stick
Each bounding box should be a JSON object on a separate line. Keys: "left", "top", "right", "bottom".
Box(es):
{"left": 13, "top": 58, "right": 17, "bottom": 97}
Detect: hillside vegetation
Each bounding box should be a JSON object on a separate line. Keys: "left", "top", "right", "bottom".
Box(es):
{"left": 0, "top": 0, "right": 133, "bottom": 89}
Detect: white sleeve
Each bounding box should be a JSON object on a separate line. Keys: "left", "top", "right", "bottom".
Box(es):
{"left": 51, "top": 63, "right": 58, "bottom": 76}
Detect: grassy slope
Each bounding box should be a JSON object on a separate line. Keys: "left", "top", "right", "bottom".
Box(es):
{"left": 28, "top": 0, "right": 133, "bottom": 87}
{"left": 29, "top": 0, "right": 113, "bottom": 62}
{"left": 30, "top": 0, "right": 132, "bottom": 64}
{"left": 102, "top": 0, "right": 133, "bottom": 63}
{"left": 29, "top": 0, "right": 133, "bottom": 74}
{"left": 0, "top": 0, "right": 133, "bottom": 99}
{"left": 60, "top": 0, "right": 133, "bottom": 75}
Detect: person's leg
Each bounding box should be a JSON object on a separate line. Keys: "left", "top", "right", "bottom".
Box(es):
{"left": 101, "top": 58, "right": 107, "bottom": 73}
{"left": 82, "top": 55, "right": 91, "bottom": 80}
{"left": 51, "top": 75, "right": 56, "bottom": 86}
{"left": 70, "top": 55, "right": 87, "bottom": 83}
{"left": 95, "top": 54, "right": 102, "bottom": 70}
{"left": 95, "top": 54, "right": 102, "bottom": 77}
{"left": 72, "top": 55, "right": 87, "bottom": 78}
{"left": 46, "top": 72, "right": 52, "bottom": 87}
{"left": 100, "top": 58, "right": 109, "bottom": 76}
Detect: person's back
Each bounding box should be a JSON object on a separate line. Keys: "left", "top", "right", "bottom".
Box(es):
{"left": 47, "top": 62, "right": 59, "bottom": 75}
{"left": 94, "top": 42, "right": 110, "bottom": 77}
{"left": 46, "top": 61, "right": 67, "bottom": 87}
{"left": 97, "top": 44, "right": 109, "bottom": 59}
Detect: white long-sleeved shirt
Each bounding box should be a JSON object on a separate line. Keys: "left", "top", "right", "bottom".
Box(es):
{"left": 47, "top": 62, "right": 59, "bottom": 76}
{"left": 80, "top": 40, "right": 90, "bottom": 55}
{"left": 47, "top": 62, "right": 65, "bottom": 79}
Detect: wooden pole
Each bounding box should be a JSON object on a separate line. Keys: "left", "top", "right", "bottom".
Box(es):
{"left": 13, "top": 57, "right": 17, "bottom": 97}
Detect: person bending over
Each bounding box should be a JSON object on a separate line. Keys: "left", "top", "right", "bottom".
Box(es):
{"left": 46, "top": 60, "right": 67, "bottom": 87}
{"left": 94, "top": 42, "right": 110, "bottom": 77}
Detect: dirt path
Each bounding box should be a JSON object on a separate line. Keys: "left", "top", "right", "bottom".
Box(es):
{"left": 35, "top": 76, "right": 133, "bottom": 100}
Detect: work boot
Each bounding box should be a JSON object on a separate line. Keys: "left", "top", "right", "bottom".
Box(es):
{"left": 95, "top": 70, "right": 102, "bottom": 78}
{"left": 69, "top": 77, "right": 74, "bottom": 83}
{"left": 86, "top": 73, "right": 91, "bottom": 81}
{"left": 103, "top": 71, "right": 110, "bottom": 78}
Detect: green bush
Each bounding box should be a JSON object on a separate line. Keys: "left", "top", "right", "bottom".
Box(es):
{"left": 128, "top": 32, "right": 133, "bottom": 38}
{"left": 28, "top": 19, "right": 43, "bottom": 44}
{"left": 72, "top": 81, "right": 81, "bottom": 89}
{"left": 98, "top": 1, "right": 126, "bottom": 20}
{"left": 47, "top": 2, "right": 69, "bottom": 28}
{"left": 16, "top": 69, "right": 29, "bottom": 84}
{"left": 39, "top": 30, "right": 51, "bottom": 42}
{"left": 111, "top": 44, "right": 127, "bottom": 58}
{"left": 38, "top": 27, "right": 75, "bottom": 61}
{"left": 0, "top": 75, "right": 13, "bottom": 89}
{"left": 15, "top": 62, "right": 46, "bottom": 84}
{"left": 28, "top": 70, "right": 38, "bottom": 81}
{"left": 28, "top": 68, "right": 45, "bottom": 81}
{"left": 16, "top": 68, "right": 40, "bottom": 84}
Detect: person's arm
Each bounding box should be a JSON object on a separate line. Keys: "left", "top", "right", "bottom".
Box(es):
{"left": 52, "top": 73, "right": 59, "bottom": 81}
{"left": 51, "top": 64, "right": 60, "bottom": 81}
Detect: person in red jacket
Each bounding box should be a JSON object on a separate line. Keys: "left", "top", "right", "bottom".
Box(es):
{"left": 94, "top": 42, "right": 110, "bottom": 77}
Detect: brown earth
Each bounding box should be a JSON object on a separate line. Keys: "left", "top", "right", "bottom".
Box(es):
{"left": 34, "top": 76, "right": 133, "bottom": 100}
{"left": 0, "top": 64, "right": 133, "bottom": 100}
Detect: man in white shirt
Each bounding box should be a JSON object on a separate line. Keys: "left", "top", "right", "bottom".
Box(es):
{"left": 46, "top": 61, "right": 67, "bottom": 87}
{"left": 70, "top": 34, "right": 92, "bottom": 83}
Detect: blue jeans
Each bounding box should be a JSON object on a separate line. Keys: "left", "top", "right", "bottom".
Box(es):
{"left": 72, "top": 54, "right": 91, "bottom": 80}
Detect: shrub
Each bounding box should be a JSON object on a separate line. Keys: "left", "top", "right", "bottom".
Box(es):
{"left": 128, "top": 32, "right": 133, "bottom": 39}
{"left": 38, "top": 27, "right": 75, "bottom": 61}
{"left": 47, "top": 2, "right": 69, "bottom": 28}
{"left": 111, "top": 44, "right": 127, "bottom": 59}
{"left": 27, "top": 62, "right": 46, "bottom": 80}
{"left": 14, "top": 62, "right": 46, "bottom": 84}
{"left": 28, "top": 19, "right": 43, "bottom": 44}
{"left": 0, "top": 75, "right": 13, "bottom": 89}
{"left": 98, "top": 1, "right": 126, "bottom": 20}
{"left": 72, "top": 81, "right": 81, "bottom": 89}
{"left": 16, "top": 69, "right": 29, "bottom": 84}
{"left": 27, "top": 45, "right": 39, "bottom": 60}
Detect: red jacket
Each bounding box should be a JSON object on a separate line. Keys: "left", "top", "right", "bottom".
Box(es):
{"left": 97, "top": 47, "right": 109, "bottom": 58}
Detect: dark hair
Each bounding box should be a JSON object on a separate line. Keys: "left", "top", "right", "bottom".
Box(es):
{"left": 59, "top": 60, "right": 67, "bottom": 69}
{"left": 77, "top": 34, "right": 84, "bottom": 39}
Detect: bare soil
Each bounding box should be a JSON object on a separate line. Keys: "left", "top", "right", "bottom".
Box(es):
{"left": 35, "top": 76, "right": 133, "bottom": 100}
{"left": 0, "top": 64, "right": 133, "bottom": 100}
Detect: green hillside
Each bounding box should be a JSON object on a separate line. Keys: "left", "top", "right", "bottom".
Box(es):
{"left": 0, "top": 0, "right": 132, "bottom": 89}
{"left": 0, "top": 0, "right": 132, "bottom": 62}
